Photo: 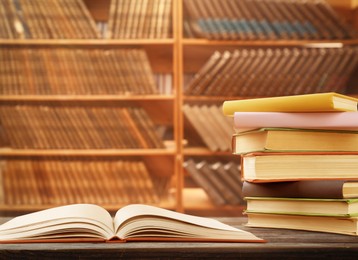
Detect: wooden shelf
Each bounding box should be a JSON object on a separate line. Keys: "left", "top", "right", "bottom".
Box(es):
{"left": 0, "top": 95, "right": 175, "bottom": 102}
{"left": 184, "top": 96, "right": 248, "bottom": 102}
{"left": 0, "top": 148, "right": 176, "bottom": 157}
{"left": 0, "top": 39, "right": 175, "bottom": 46}
{"left": 184, "top": 95, "right": 358, "bottom": 103}
{"left": 183, "top": 147, "right": 234, "bottom": 156}
{"left": 183, "top": 188, "right": 244, "bottom": 214}
{"left": 0, "top": 199, "right": 177, "bottom": 214}
{"left": 183, "top": 38, "right": 358, "bottom": 47}
{"left": 1, "top": 0, "right": 358, "bottom": 216}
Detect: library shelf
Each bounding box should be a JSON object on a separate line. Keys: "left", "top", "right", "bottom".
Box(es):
{"left": 0, "top": 199, "right": 177, "bottom": 216}
{"left": 0, "top": 39, "right": 175, "bottom": 46}
{"left": 0, "top": 95, "right": 175, "bottom": 102}
{"left": 0, "top": 149, "right": 176, "bottom": 157}
{"left": 1, "top": 0, "right": 357, "bottom": 216}
{"left": 183, "top": 188, "right": 244, "bottom": 216}
{"left": 182, "top": 39, "right": 358, "bottom": 47}
{"left": 183, "top": 148, "right": 234, "bottom": 157}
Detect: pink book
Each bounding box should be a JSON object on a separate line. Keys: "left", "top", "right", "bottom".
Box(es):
{"left": 233, "top": 112, "right": 358, "bottom": 131}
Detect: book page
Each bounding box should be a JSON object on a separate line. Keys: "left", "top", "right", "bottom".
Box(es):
{"left": 0, "top": 204, "right": 114, "bottom": 240}
{"left": 114, "top": 204, "right": 242, "bottom": 234}
{"left": 0, "top": 221, "right": 111, "bottom": 241}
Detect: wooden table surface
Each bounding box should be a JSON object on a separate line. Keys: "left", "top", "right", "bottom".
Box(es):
{"left": 1, "top": 217, "right": 358, "bottom": 259}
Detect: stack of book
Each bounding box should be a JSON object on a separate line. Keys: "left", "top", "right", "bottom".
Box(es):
{"left": 223, "top": 92, "right": 358, "bottom": 236}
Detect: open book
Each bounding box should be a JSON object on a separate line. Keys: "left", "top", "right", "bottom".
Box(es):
{"left": 0, "top": 204, "right": 264, "bottom": 243}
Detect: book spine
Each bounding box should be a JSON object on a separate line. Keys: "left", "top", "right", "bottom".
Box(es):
{"left": 75, "top": 0, "right": 101, "bottom": 38}
{"left": 183, "top": 104, "right": 219, "bottom": 151}
{"left": 242, "top": 180, "right": 345, "bottom": 199}
{"left": 160, "top": 0, "right": 172, "bottom": 38}
{"left": 212, "top": 162, "right": 243, "bottom": 205}
{"left": 184, "top": 160, "right": 226, "bottom": 206}
{"left": 198, "top": 162, "right": 240, "bottom": 205}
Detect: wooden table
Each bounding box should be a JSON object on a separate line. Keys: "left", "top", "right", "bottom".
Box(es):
{"left": 1, "top": 217, "right": 358, "bottom": 259}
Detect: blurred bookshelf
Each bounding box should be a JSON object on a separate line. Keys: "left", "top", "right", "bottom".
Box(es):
{"left": 0, "top": 0, "right": 357, "bottom": 216}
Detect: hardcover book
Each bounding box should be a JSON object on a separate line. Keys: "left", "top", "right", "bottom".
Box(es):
{"left": 245, "top": 197, "right": 358, "bottom": 217}
{"left": 233, "top": 112, "right": 358, "bottom": 130}
{"left": 246, "top": 213, "right": 358, "bottom": 236}
{"left": 222, "top": 93, "right": 358, "bottom": 116}
{"left": 242, "top": 180, "right": 358, "bottom": 199}
{"left": 232, "top": 128, "right": 358, "bottom": 154}
{"left": 241, "top": 152, "right": 358, "bottom": 182}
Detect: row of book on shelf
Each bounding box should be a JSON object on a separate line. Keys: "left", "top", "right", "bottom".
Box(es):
{"left": 107, "top": 0, "right": 172, "bottom": 39}
{"left": 184, "top": 0, "right": 357, "bottom": 40}
{"left": 222, "top": 92, "right": 358, "bottom": 236}
{"left": 0, "top": 105, "right": 165, "bottom": 149}
{"left": 2, "top": 0, "right": 356, "bottom": 40}
{"left": 0, "top": 0, "right": 173, "bottom": 39}
{"left": 5, "top": 45, "right": 357, "bottom": 98}
{"left": 185, "top": 47, "right": 358, "bottom": 97}
{"left": 0, "top": 159, "right": 169, "bottom": 206}
{"left": 0, "top": 48, "right": 160, "bottom": 95}
{"left": 184, "top": 159, "right": 243, "bottom": 206}
{"left": 183, "top": 104, "right": 232, "bottom": 152}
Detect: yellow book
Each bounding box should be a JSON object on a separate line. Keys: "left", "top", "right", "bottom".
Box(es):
{"left": 222, "top": 93, "right": 358, "bottom": 116}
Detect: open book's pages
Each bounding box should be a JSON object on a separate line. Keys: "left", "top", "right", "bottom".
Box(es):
{"left": 0, "top": 204, "right": 114, "bottom": 241}
{"left": 0, "top": 204, "right": 264, "bottom": 243}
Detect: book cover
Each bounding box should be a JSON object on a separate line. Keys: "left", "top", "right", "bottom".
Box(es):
{"left": 242, "top": 180, "right": 358, "bottom": 199}
{"left": 232, "top": 128, "right": 358, "bottom": 154}
{"left": 233, "top": 111, "right": 358, "bottom": 130}
{"left": 223, "top": 93, "right": 358, "bottom": 116}
{"left": 246, "top": 212, "right": 358, "bottom": 236}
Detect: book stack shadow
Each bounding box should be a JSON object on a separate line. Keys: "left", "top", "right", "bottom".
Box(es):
{"left": 223, "top": 93, "right": 358, "bottom": 236}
